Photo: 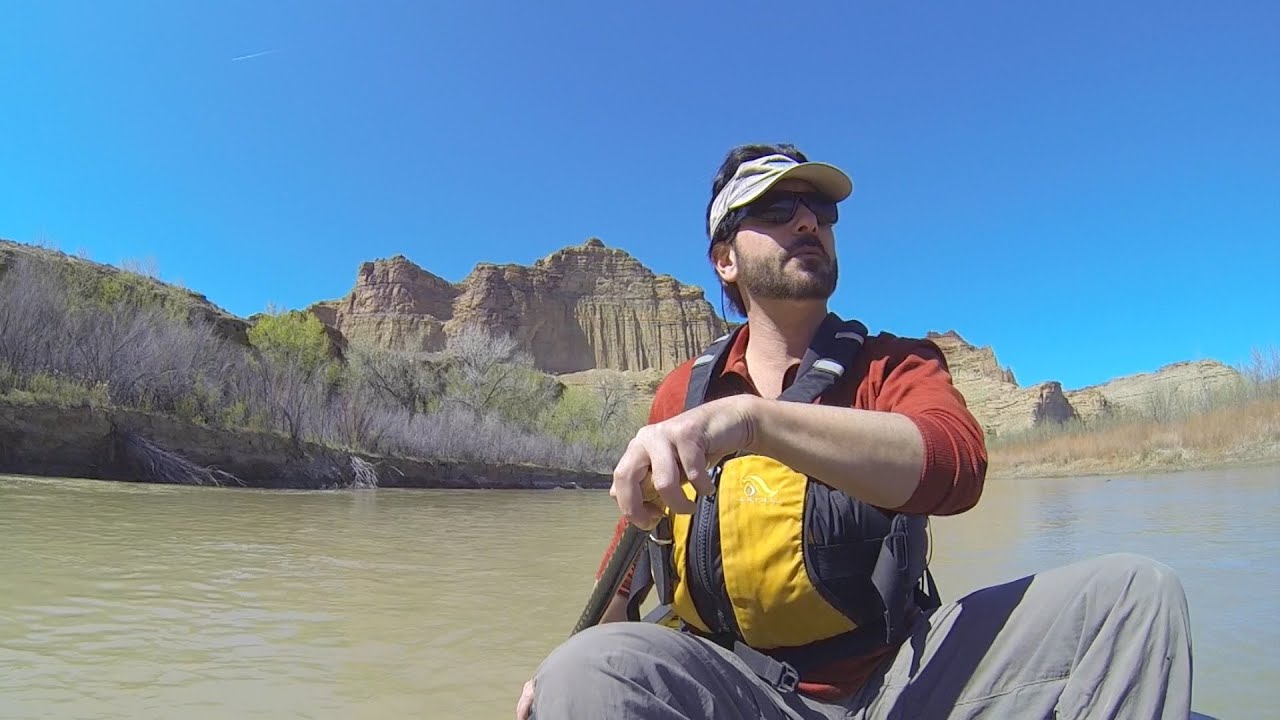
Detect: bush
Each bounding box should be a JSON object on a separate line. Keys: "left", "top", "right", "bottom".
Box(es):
{"left": 0, "top": 249, "right": 643, "bottom": 473}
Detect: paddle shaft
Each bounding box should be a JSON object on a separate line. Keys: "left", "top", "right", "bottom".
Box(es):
{"left": 570, "top": 523, "right": 646, "bottom": 636}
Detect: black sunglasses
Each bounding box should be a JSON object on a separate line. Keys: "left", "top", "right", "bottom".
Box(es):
{"left": 743, "top": 190, "right": 839, "bottom": 226}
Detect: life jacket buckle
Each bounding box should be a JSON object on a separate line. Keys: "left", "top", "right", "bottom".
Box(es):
{"left": 889, "top": 530, "right": 909, "bottom": 572}
{"left": 776, "top": 663, "right": 800, "bottom": 693}
{"left": 648, "top": 531, "right": 674, "bottom": 546}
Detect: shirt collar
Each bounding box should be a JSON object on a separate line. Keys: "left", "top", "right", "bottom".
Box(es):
{"left": 718, "top": 323, "right": 802, "bottom": 394}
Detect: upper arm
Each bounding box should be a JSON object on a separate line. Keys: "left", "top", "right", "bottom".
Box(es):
{"left": 871, "top": 338, "right": 988, "bottom": 516}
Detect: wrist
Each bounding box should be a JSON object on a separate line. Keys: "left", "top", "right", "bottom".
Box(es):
{"left": 735, "top": 394, "right": 766, "bottom": 454}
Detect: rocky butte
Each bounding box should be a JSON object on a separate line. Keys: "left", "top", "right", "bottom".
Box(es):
{"left": 925, "top": 330, "right": 1077, "bottom": 438}
{"left": 926, "top": 331, "right": 1245, "bottom": 438}
{"left": 310, "top": 237, "right": 1245, "bottom": 439}
{"left": 308, "top": 238, "right": 728, "bottom": 373}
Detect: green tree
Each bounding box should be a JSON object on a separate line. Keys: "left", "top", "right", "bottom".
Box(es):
{"left": 248, "top": 307, "right": 333, "bottom": 373}
{"left": 247, "top": 307, "right": 337, "bottom": 444}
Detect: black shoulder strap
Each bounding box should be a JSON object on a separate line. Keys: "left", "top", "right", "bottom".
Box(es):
{"left": 684, "top": 326, "right": 741, "bottom": 411}
{"left": 777, "top": 313, "right": 868, "bottom": 405}
{"left": 684, "top": 314, "right": 869, "bottom": 410}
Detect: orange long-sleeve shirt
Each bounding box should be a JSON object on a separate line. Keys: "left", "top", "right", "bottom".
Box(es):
{"left": 595, "top": 325, "right": 988, "bottom": 700}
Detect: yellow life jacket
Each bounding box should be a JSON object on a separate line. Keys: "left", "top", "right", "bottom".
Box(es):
{"left": 626, "top": 314, "right": 940, "bottom": 692}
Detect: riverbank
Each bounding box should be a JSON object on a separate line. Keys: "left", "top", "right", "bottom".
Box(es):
{"left": 987, "top": 394, "right": 1280, "bottom": 479}
{"left": 5, "top": 390, "right": 1277, "bottom": 490}
{"left": 0, "top": 400, "right": 611, "bottom": 490}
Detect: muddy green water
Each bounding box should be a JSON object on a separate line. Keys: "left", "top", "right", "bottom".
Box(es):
{"left": 1, "top": 465, "right": 1276, "bottom": 719}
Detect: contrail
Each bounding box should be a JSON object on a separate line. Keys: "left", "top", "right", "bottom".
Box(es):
{"left": 231, "top": 48, "right": 282, "bottom": 63}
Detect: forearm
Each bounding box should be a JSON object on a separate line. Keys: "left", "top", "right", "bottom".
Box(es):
{"left": 741, "top": 395, "right": 924, "bottom": 509}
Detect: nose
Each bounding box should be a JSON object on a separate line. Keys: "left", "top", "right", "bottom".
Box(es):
{"left": 790, "top": 200, "right": 820, "bottom": 234}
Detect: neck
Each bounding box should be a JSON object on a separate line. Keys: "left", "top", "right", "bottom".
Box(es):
{"left": 740, "top": 300, "right": 829, "bottom": 394}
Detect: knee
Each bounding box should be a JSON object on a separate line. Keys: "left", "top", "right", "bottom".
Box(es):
{"left": 1090, "top": 552, "right": 1189, "bottom": 612}
{"left": 533, "top": 622, "right": 672, "bottom": 694}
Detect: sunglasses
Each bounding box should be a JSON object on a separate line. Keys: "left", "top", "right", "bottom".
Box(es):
{"left": 743, "top": 190, "right": 839, "bottom": 226}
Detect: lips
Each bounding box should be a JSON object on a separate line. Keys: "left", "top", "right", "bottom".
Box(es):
{"left": 788, "top": 246, "right": 826, "bottom": 260}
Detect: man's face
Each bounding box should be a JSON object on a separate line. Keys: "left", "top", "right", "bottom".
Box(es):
{"left": 723, "top": 178, "right": 839, "bottom": 306}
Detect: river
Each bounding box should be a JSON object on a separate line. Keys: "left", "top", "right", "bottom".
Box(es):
{"left": 1, "top": 465, "right": 1276, "bottom": 719}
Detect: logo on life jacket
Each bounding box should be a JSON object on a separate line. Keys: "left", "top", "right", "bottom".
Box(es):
{"left": 740, "top": 474, "right": 782, "bottom": 505}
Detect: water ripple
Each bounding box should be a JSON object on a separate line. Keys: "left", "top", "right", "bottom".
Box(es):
{"left": 2, "top": 469, "right": 1276, "bottom": 719}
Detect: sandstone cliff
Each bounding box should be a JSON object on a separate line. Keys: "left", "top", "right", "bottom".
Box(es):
{"left": 927, "top": 330, "right": 1246, "bottom": 437}
{"left": 311, "top": 238, "right": 728, "bottom": 373}
{"left": 1065, "top": 359, "right": 1243, "bottom": 422}
{"left": 926, "top": 330, "right": 1077, "bottom": 437}
{"left": 308, "top": 254, "right": 459, "bottom": 354}
{"left": 310, "top": 239, "right": 1248, "bottom": 438}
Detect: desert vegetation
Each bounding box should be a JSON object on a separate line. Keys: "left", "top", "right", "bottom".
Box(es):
{"left": 0, "top": 251, "right": 646, "bottom": 474}
{"left": 987, "top": 347, "right": 1280, "bottom": 478}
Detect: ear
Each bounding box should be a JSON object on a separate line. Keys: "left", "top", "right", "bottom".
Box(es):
{"left": 711, "top": 241, "right": 738, "bottom": 285}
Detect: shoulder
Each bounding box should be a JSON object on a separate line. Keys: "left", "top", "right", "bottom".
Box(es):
{"left": 859, "top": 330, "right": 952, "bottom": 373}
{"left": 851, "top": 329, "right": 964, "bottom": 409}
{"left": 647, "top": 357, "right": 696, "bottom": 423}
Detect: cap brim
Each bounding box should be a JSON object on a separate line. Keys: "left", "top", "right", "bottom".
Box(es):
{"left": 728, "top": 161, "right": 854, "bottom": 212}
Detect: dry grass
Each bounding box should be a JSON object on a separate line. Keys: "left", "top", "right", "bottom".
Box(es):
{"left": 989, "top": 393, "right": 1280, "bottom": 479}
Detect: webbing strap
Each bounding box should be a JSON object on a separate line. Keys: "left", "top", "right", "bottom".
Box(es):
{"left": 871, "top": 529, "right": 908, "bottom": 645}
{"left": 624, "top": 551, "right": 652, "bottom": 622}
{"left": 649, "top": 518, "right": 674, "bottom": 606}
{"left": 686, "top": 313, "right": 869, "bottom": 410}
{"left": 624, "top": 517, "right": 674, "bottom": 622}
{"left": 775, "top": 313, "right": 866, "bottom": 405}
{"left": 684, "top": 331, "right": 737, "bottom": 412}
{"left": 869, "top": 513, "right": 928, "bottom": 644}
{"left": 918, "top": 567, "right": 942, "bottom": 611}
{"left": 731, "top": 640, "right": 800, "bottom": 693}
{"left": 690, "top": 629, "right": 802, "bottom": 693}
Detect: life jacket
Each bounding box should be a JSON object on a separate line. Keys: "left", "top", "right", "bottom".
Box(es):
{"left": 625, "top": 313, "right": 941, "bottom": 692}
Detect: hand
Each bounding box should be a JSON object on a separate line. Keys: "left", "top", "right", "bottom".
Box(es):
{"left": 516, "top": 678, "right": 535, "bottom": 719}
{"left": 610, "top": 396, "right": 755, "bottom": 527}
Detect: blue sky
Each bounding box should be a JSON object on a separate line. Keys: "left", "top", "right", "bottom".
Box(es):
{"left": 1, "top": 1, "right": 1276, "bottom": 390}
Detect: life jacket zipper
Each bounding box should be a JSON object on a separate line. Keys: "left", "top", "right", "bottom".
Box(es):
{"left": 694, "top": 490, "right": 731, "bottom": 634}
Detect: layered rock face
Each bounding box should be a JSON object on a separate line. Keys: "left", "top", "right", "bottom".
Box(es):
{"left": 928, "top": 331, "right": 1245, "bottom": 436}
{"left": 310, "top": 239, "right": 1245, "bottom": 437}
{"left": 307, "top": 254, "right": 460, "bottom": 354}
{"left": 312, "top": 239, "right": 727, "bottom": 373}
{"left": 1065, "top": 360, "right": 1243, "bottom": 422}
{"left": 926, "top": 331, "right": 1077, "bottom": 437}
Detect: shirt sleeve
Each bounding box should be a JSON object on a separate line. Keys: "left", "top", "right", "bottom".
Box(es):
{"left": 870, "top": 338, "right": 988, "bottom": 516}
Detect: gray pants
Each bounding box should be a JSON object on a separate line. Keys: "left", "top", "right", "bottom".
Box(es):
{"left": 531, "top": 553, "right": 1193, "bottom": 719}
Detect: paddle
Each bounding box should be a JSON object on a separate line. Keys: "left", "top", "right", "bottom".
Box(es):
{"left": 570, "top": 522, "right": 647, "bottom": 635}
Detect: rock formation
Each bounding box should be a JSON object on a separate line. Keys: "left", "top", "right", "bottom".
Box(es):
{"left": 310, "top": 238, "right": 728, "bottom": 373}
{"left": 307, "top": 254, "right": 459, "bottom": 354}
{"left": 1, "top": 236, "right": 1252, "bottom": 443}
{"left": 926, "top": 331, "right": 1078, "bottom": 437}
{"left": 1065, "top": 360, "right": 1243, "bottom": 422}
{"left": 927, "top": 331, "right": 1246, "bottom": 436}
{"left": 310, "top": 240, "right": 1248, "bottom": 438}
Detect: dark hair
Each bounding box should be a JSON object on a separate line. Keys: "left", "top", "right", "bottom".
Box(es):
{"left": 704, "top": 143, "right": 810, "bottom": 317}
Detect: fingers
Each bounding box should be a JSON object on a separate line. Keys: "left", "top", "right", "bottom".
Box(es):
{"left": 610, "top": 440, "right": 650, "bottom": 528}
{"left": 676, "top": 439, "right": 714, "bottom": 498}
{"left": 646, "top": 431, "right": 697, "bottom": 515}
{"left": 612, "top": 416, "right": 727, "bottom": 524}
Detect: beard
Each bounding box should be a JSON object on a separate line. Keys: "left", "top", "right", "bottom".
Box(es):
{"left": 736, "top": 235, "right": 838, "bottom": 303}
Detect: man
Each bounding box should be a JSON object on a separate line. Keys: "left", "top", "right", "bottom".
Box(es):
{"left": 518, "top": 143, "right": 1193, "bottom": 719}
